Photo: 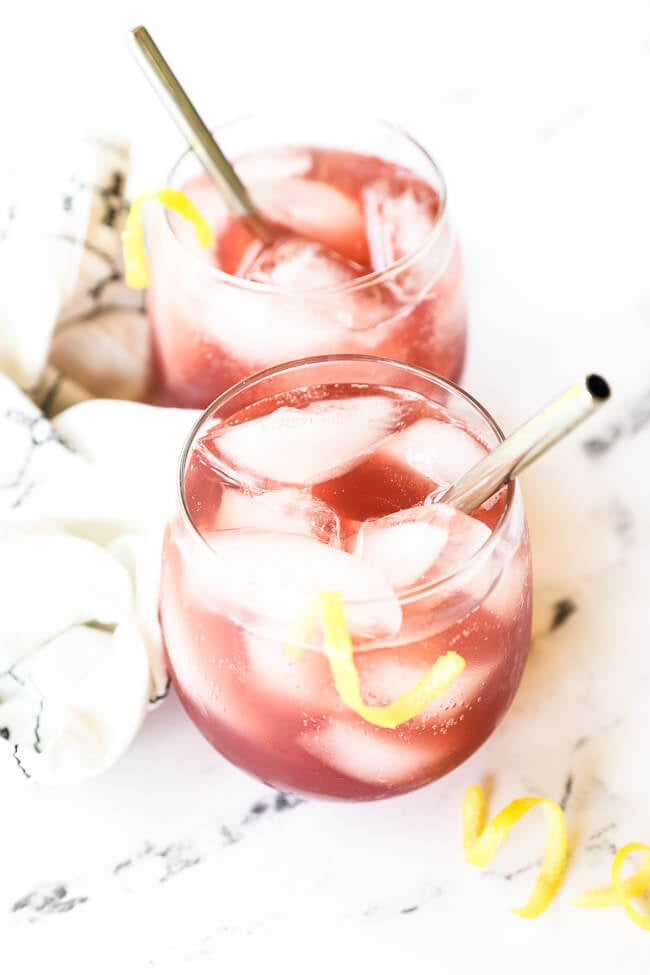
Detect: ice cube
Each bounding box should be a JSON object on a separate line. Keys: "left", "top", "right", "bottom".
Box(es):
{"left": 192, "top": 246, "right": 397, "bottom": 370}
{"left": 201, "top": 530, "right": 402, "bottom": 639}
{"left": 245, "top": 633, "right": 340, "bottom": 713}
{"left": 252, "top": 175, "right": 368, "bottom": 266}
{"left": 236, "top": 148, "right": 313, "bottom": 185}
{"left": 191, "top": 279, "right": 347, "bottom": 368}
{"left": 354, "top": 503, "right": 490, "bottom": 590}
{"left": 201, "top": 395, "right": 405, "bottom": 487}
{"left": 363, "top": 179, "right": 438, "bottom": 270}
{"left": 381, "top": 418, "right": 488, "bottom": 487}
{"left": 245, "top": 237, "right": 363, "bottom": 291}
{"left": 355, "top": 518, "right": 448, "bottom": 590}
{"left": 243, "top": 235, "right": 398, "bottom": 335}
{"left": 214, "top": 487, "right": 340, "bottom": 545}
{"left": 300, "top": 718, "right": 433, "bottom": 786}
{"left": 362, "top": 182, "right": 395, "bottom": 271}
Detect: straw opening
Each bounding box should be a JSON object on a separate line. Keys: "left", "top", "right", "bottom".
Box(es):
{"left": 586, "top": 374, "right": 611, "bottom": 401}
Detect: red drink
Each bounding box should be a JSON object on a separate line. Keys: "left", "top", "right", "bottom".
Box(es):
{"left": 146, "top": 110, "right": 467, "bottom": 408}
{"left": 161, "top": 358, "right": 532, "bottom": 801}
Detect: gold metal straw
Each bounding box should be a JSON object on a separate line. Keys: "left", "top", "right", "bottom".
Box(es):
{"left": 433, "top": 374, "right": 611, "bottom": 513}
{"left": 129, "top": 25, "right": 274, "bottom": 242}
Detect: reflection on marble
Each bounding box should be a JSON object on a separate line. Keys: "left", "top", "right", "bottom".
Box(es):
{"left": 3, "top": 0, "right": 650, "bottom": 970}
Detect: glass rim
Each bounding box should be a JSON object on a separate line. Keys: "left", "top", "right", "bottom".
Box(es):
{"left": 176, "top": 354, "right": 518, "bottom": 607}
{"left": 162, "top": 106, "right": 450, "bottom": 298}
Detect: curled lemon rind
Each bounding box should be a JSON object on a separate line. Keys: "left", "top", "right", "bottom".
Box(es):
{"left": 122, "top": 188, "right": 214, "bottom": 289}
{"left": 462, "top": 784, "right": 569, "bottom": 919}
{"left": 283, "top": 591, "right": 465, "bottom": 729}
{"left": 612, "top": 843, "right": 650, "bottom": 930}
{"left": 573, "top": 845, "right": 650, "bottom": 912}
{"left": 574, "top": 843, "right": 650, "bottom": 929}
{"left": 315, "top": 591, "right": 465, "bottom": 730}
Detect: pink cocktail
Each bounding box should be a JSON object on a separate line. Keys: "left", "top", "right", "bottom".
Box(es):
{"left": 146, "top": 110, "right": 467, "bottom": 408}
{"left": 161, "top": 357, "right": 532, "bottom": 801}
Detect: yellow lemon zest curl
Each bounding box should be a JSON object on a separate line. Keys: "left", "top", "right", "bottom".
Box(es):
{"left": 462, "top": 784, "right": 569, "bottom": 919}
{"left": 283, "top": 591, "right": 465, "bottom": 730}
{"left": 122, "top": 188, "right": 214, "bottom": 289}
{"left": 573, "top": 842, "right": 650, "bottom": 930}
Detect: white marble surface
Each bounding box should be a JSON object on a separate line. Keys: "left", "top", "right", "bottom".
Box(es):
{"left": 3, "top": 0, "right": 650, "bottom": 970}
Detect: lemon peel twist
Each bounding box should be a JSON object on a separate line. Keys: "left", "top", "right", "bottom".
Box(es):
{"left": 122, "top": 188, "right": 214, "bottom": 288}
{"left": 462, "top": 784, "right": 569, "bottom": 918}
{"left": 284, "top": 590, "right": 465, "bottom": 730}
{"left": 573, "top": 842, "right": 650, "bottom": 930}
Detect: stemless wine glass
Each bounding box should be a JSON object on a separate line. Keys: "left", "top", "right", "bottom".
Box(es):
{"left": 145, "top": 109, "right": 467, "bottom": 408}
{"left": 160, "top": 356, "right": 532, "bottom": 801}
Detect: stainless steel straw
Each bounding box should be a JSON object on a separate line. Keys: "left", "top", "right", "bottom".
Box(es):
{"left": 129, "top": 25, "right": 274, "bottom": 242}
{"left": 432, "top": 374, "right": 611, "bottom": 513}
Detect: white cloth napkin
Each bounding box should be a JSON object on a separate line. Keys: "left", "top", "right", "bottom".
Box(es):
{"left": 0, "top": 139, "right": 198, "bottom": 784}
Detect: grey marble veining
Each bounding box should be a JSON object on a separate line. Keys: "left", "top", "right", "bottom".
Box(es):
{"left": 3, "top": 0, "right": 650, "bottom": 971}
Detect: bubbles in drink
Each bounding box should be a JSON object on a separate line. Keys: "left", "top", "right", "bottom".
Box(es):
{"left": 300, "top": 717, "right": 433, "bottom": 787}
{"left": 245, "top": 631, "right": 340, "bottom": 713}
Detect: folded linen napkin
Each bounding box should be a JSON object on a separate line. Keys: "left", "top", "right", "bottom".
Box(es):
{"left": 0, "top": 138, "right": 197, "bottom": 783}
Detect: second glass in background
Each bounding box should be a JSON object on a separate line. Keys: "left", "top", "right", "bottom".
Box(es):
{"left": 145, "top": 109, "right": 468, "bottom": 408}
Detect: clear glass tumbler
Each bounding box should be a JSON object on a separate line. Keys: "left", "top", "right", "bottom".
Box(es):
{"left": 160, "top": 356, "right": 532, "bottom": 801}
{"left": 145, "top": 109, "right": 468, "bottom": 408}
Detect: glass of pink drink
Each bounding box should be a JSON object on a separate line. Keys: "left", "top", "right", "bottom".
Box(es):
{"left": 161, "top": 356, "right": 532, "bottom": 801}
{"left": 146, "top": 109, "right": 467, "bottom": 408}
